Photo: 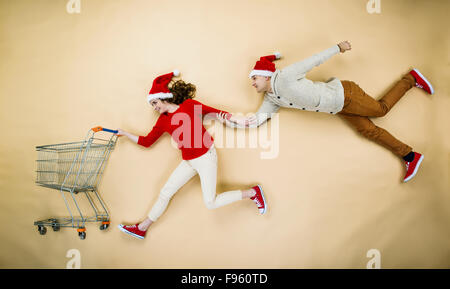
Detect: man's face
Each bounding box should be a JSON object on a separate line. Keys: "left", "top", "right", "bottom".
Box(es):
{"left": 251, "top": 75, "right": 270, "bottom": 93}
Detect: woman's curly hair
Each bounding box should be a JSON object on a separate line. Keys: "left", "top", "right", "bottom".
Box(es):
{"left": 167, "top": 80, "right": 196, "bottom": 105}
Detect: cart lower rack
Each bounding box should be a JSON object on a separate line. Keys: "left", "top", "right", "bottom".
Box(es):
{"left": 34, "top": 126, "right": 118, "bottom": 240}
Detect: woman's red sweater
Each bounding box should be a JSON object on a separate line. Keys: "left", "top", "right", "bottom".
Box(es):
{"left": 137, "top": 99, "right": 230, "bottom": 160}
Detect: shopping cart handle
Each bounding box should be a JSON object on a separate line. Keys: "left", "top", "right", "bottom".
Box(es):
{"left": 91, "top": 126, "right": 119, "bottom": 134}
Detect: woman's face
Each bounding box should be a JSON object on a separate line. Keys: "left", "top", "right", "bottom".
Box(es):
{"left": 149, "top": 99, "right": 169, "bottom": 114}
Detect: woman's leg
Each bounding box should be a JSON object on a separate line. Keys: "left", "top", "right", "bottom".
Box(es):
{"left": 146, "top": 160, "right": 197, "bottom": 224}
{"left": 189, "top": 146, "right": 249, "bottom": 210}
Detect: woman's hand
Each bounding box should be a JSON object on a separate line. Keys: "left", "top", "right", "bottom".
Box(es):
{"left": 115, "top": 128, "right": 139, "bottom": 143}
{"left": 115, "top": 129, "right": 125, "bottom": 136}
{"left": 338, "top": 41, "right": 352, "bottom": 53}
{"left": 216, "top": 112, "right": 230, "bottom": 123}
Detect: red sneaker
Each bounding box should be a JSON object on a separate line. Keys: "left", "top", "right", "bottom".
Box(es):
{"left": 403, "top": 152, "right": 424, "bottom": 183}
{"left": 409, "top": 68, "right": 434, "bottom": 94}
{"left": 251, "top": 185, "right": 267, "bottom": 214}
{"left": 118, "top": 223, "right": 146, "bottom": 239}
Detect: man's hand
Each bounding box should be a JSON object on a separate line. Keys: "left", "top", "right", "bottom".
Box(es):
{"left": 338, "top": 41, "right": 352, "bottom": 53}
{"left": 244, "top": 115, "right": 257, "bottom": 127}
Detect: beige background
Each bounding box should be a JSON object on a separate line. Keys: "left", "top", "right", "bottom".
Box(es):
{"left": 0, "top": 0, "right": 449, "bottom": 268}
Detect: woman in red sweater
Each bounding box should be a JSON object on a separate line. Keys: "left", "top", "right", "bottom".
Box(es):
{"left": 116, "top": 71, "right": 267, "bottom": 240}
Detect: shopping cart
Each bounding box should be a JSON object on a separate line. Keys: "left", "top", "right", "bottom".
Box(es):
{"left": 34, "top": 126, "right": 118, "bottom": 240}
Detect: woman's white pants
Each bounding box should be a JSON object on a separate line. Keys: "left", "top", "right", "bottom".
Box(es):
{"left": 148, "top": 146, "right": 243, "bottom": 222}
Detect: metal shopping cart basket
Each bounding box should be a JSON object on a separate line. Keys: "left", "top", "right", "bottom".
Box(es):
{"left": 34, "top": 126, "right": 118, "bottom": 240}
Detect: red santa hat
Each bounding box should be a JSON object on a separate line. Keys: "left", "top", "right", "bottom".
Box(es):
{"left": 249, "top": 52, "right": 281, "bottom": 78}
{"left": 147, "top": 70, "right": 180, "bottom": 103}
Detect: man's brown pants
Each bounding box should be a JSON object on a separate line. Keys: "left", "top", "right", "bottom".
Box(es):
{"left": 339, "top": 73, "right": 416, "bottom": 158}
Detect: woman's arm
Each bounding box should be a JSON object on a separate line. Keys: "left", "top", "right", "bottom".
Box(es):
{"left": 188, "top": 99, "right": 232, "bottom": 120}
{"left": 216, "top": 97, "right": 279, "bottom": 129}
{"left": 116, "top": 117, "right": 165, "bottom": 148}
{"left": 116, "top": 129, "right": 139, "bottom": 143}
{"left": 187, "top": 98, "right": 254, "bottom": 129}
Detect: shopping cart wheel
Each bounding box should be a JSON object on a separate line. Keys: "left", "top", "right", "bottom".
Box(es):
{"left": 78, "top": 232, "right": 86, "bottom": 240}
{"left": 38, "top": 226, "right": 47, "bottom": 235}
{"left": 52, "top": 224, "right": 60, "bottom": 232}
{"left": 100, "top": 221, "right": 110, "bottom": 230}
{"left": 77, "top": 228, "right": 86, "bottom": 240}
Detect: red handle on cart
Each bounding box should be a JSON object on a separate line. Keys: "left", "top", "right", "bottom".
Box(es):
{"left": 91, "top": 126, "right": 119, "bottom": 134}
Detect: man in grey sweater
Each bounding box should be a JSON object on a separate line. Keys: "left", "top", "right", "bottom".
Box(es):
{"left": 221, "top": 41, "right": 434, "bottom": 183}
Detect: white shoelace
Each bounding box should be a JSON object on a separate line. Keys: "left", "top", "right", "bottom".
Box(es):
{"left": 253, "top": 197, "right": 263, "bottom": 208}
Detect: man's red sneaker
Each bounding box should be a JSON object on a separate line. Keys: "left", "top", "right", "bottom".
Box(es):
{"left": 409, "top": 68, "right": 434, "bottom": 94}
{"left": 403, "top": 152, "right": 424, "bottom": 183}
{"left": 118, "top": 223, "right": 146, "bottom": 239}
{"left": 251, "top": 185, "right": 267, "bottom": 214}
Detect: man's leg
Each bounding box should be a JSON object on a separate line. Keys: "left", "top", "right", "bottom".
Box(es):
{"left": 338, "top": 113, "right": 412, "bottom": 158}
{"left": 339, "top": 72, "right": 426, "bottom": 182}
{"left": 338, "top": 113, "right": 424, "bottom": 182}
{"left": 340, "top": 73, "right": 415, "bottom": 117}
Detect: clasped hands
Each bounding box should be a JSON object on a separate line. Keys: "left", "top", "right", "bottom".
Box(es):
{"left": 216, "top": 112, "right": 257, "bottom": 128}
